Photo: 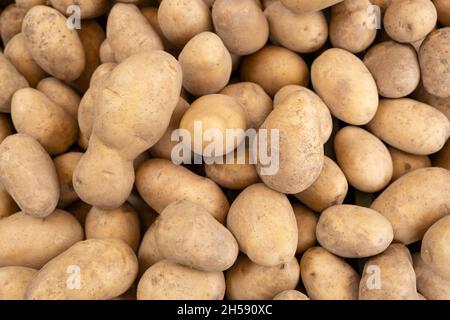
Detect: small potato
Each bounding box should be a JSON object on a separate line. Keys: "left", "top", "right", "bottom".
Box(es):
{"left": 0, "top": 53, "right": 29, "bottom": 113}
{"left": 178, "top": 32, "right": 232, "bottom": 96}
{"left": 364, "top": 41, "right": 420, "bottom": 98}
{"left": 295, "top": 157, "right": 348, "bottom": 212}
{"left": 292, "top": 203, "right": 318, "bottom": 254}
{"left": 280, "top": 0, "right": 344, "bottom": 13}
{"left": 0, "top": 114, "right": 13, "bottom": 143}
{"left": 226, "top": 255, "right": 300, "bottom": 300}
{"left": 54, "top": 152, "right": 83, "bottom": 208}
{"left": 413, "top": 253, "right": 450, "bottom": 300}
{"left": 158, "top": 0, "right": 212, "bottom": 48}
{"left": 49, "top": 0, "right": 110, "bottom": 19}
{"left": 25, "top": 239, "right": 138, "bottom": 300}
{"left": 99, "top": 39, "right": 116, "bottom": 64}
{"left": 264, "top": 1, "right": 328, "bottom": 54}
{"left": 432, "top": 139, "right": 450, "bottom": 170}
{"left": 384, "top": 0, "right": 437, "bottom": 43}
{"left": 359, "top": 244, "right": 417, "bottom": 300}
{"left": 0, "top": 267, "right": 37, "bottom": 300}
{"left": 241, "top": 45, "right": 309, "bottom": 96}
{"left": 0, "top": 182, "right": 19, "bottom": 219}
{"left": 37, "top": 77, "right": 80, "bottom": 119}
{"left": 137, "top": 260, "right": 225, "bottom": 300}
{"left": 300, "top": 247, "right": 359, "bottom": 300}
{"left": 227, "top": 184, "right": 298, "bottom": 266}
{"left": 434, "top": 0, "right": 450, "bottom": 26}
{"left": 273, "top": 290, "right": 309, "bottom": 300}
{"left": 0, "top": 134, "right": 59, "bottom": 218}
{"left": 0, "top": 4, "right": 25, "bottom": 45}
{"left": 366, "top": 99, "right": 450, "bottom": 155}
{"left": 334, "top": 126, "right": 393, "bottom": 192}
{"left": 371, "top": 167, "right": 450, "bottom": 244}
{"left": 138, "top": 221, "right": 164, "bottom": 274}
{"left": 388, "top": 147, "right": 431, "bottom": 181}
{"left": 0, "top": 210, "right": 83, "bottom": 268}
{"left": 66, "top": 200, "right": 91, "bottom": 226}
{"left": 413, "top": 82, "right": 450, "bottom": 121}
{"left": 212, "top": 0, "right": 269, "bottom": 55}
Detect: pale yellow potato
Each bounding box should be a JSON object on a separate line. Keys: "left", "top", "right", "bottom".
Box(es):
{"left": 388, "top": 147, "right": 431, "bottom": 181}
{"left": 226, "top": 255, "right": 299, "bottom": 300}
{"left": 54, "top": 152, "right": 83, "bottom": 208}
{"left": 137, "top": 260, "right": 225, "bottom": 300}
{"left": 0, "top": 182, "right": 19, "bottom": 219}
{"left": 0, "top": 114, "right": 13, "bottom": 143}
{"left": 413, "top": 253, "right": 450, "bottom": 300}
{"left": 66, "top": 200, "right": 91, "bottom": 226}
{"left": 273, "top": 290, "right": 309, "bottom": 300}
{"left": 37, "top": 77, "right": 80, "bottom": 119}
{"left": 292, "top": 203, "right": 318, "bottom": 254}
{"left": 280, "top": 0, "right": 344, "bottom": 13}
{"left": 432, "top": 139, "right": 450, "bottom": 170}
{"left": 0, "top": 53, "right": 29, "bottom": 113}
{"left": 0, "top": 267, "right": 37, "bottom": 300}
{"left": 49, "top": 0, "right": 110, "bottom": 19}
{"left": 0, "top": 4, "right": 25, "bottom": 45}
{"left": 99, "top": 39, "right": 116, "bottom": 64}
{"left": 0, "top": 209, "right": 83, "bottom": 268}
{"left": 434, "top": 0, "right": 450, "bottom": 26}
{"left": 25, "top": 239, "right": 138, "bottom": 300}
{"left": 138, "top": 221, "right": 163, "bottom": 275}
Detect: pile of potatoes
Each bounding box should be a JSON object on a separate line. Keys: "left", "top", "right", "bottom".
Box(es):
{"left": 0, "top": 0, "right": 449, "bottom": 301}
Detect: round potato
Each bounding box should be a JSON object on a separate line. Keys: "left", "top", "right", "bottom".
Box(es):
{"left": 37, "top": 77, "right": 80, "bottom": 120}
{"left": 0, "top": 4, "right": 25, "bottom": 45}
{"left": 432, "top": 139, "right": 450, "bottom": 170}
{"left": 280, "top": 0, "right": 344, "bottom": 13}
{"left": 388, "top": 146, "right": 431, "bottom": 181}
{"left": 0, "top": 267, "right": 37, "bottom": 300}
{"left": 54, "top": 152, "right": 83, "bottom": 208}
{"left": 0, "top": 53, "right": 29, "bottom": 113}
{"left": 273, "top": 290, "right": 309, "bottom": 300}
{"left": 434, "top": 0, "right": 450, "bottom": 26}
{"left": 292, "top": 203, "right": 318, "bottom": 254}
{"left": 413, "top": 253, "right": 450, "bottom": 300}
{"left": 49, "top": 0, "right": 110, "bottom": 19}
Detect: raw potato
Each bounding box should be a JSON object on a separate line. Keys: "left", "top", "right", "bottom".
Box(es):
{"left": 226, "top": 255, "right": 300, "bottom": 300}
{"left": 212, "top": 0, "right": 269, "bottom": 55}
{"left": 227, "top": 184, "right": 298, "bottom": 266}
{"left": 0, "top": 182, "right": 19, "bottom": 219}
{"left": 22, "top": 5, "right": 86, "bottom": 81}
{"left": 241, "top": 45, "right": 309, "bottom": 96}
{"left": 388, "top": 147, "right": 431, "bottom": 181}
{"left": 0, "top": 53, "right": 29, "bottom": 113}
{"left": 280, "top": 0, "right": 344, "bottom": 13}
{"left": 0, "top": 134, "right": 59, "bottom": 218}
{"left": 273, "top": 290, "right": 309, "bottom": 300}
{"left": 300, "top": 247, "right": 359, "bottom": 300}
{"left": 99, "top": 39, "right": 116, "bottom": 63}
{"left": 292, "top": 203, "right": 318, "bottom": 254}
{"left": 178, "top": 32, "right": 232, "bottom": 96}
{"left": 138, "top": 221, "right": 164, "bottom": 274}
{"left": 0, "top": 4, "right": 25, "bottom": 45}
{"left": 0, "top": 114, "right": 13, "bottom": 143}
{"left": 432, "top": 140, "right": 450, "bottom": 170}
{"left": 0, "top": 210, "right": 83, "bottom": 268}
{"left": 0, "top": 267, "right": 37, "bottom": 300}
{"left": 137, "top": 260, "right": 225, "bottom": 300}
{"left": 366, "top": 99, "right": 450, "bottom": 155}
{"left": 359, "top": 244, "right": 418, "bottom": 300}
{"left": 295, "top": 157, "right": 348, "bottom": 212}
{"left": 264, "top": 1, "right": 328, "bottom": 54}
{"left": 141, "top": 7, "right": 175, "bottom": 52}
{"left": 54, "top": 152, "right": 83, "bottom": 208}
{"left": 434, "top": 0, "right": 450, "bottom": 26}
{"left": 413, "top": 82, "right": 450, "bottom": 121}
{"left": 371, "top": 168, "right": 450, "bottom": 244}
{"left": 413, "top": 253, "right": 450, "bottom": 300}
{"left": 15, "top": 1, "right": 47, "bottom": 11}
{"left": 37, "top": 77, "right": 81, "bottom": 119}
{"left": 66, "top": 200, "right": 91, "bottom": 226}
{"left": 136, "top": 159, "right": 229, "bottom": 223}
{"left": 25, "top": 239, "right": 138, "bottom": 300}
{"left": 334, "top": 126, "right": 393, "bottom": 192}
{"left": 311, "top": 48, "right": 379, "bottom": 125}
{"left": 127, "top": 191, "right": 158, "bottom": 234}
{"left": 49, "top": 0, "right": 110, "bottom": 19}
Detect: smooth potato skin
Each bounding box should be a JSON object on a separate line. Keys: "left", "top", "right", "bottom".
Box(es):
{"left": 99, "top": 39, "right": 116, "bottom": 64}
{"left": 37, "top": 77, "right": 80, "bottom": 120}
{"left": 273, "top": 290, "right": 309, "bottom": 300}
{"left": 388, "top": 147, "right": 431, "bottom": 181}
{"left": 0, "top": 53, "right": 29, "bottom": 113}
{"left": 0, "top": 4, "right": 25, "bottom": 45}
{"left": 413, "top": 253, "right": 450, "bottom": 300}
{"left": 292, "top": 203, "right": 318, "bottom": 254}
{"left": 0, "top": 267, "right": 37, "bottom": 300}
{"left": 15, "top": 0, "right": 47, "bottom": 11}
{"left": 281, "top": 0, "right": 344, "bottom": 13}
{"left": 54, "top": 152, "right": 83, "bottom": 208}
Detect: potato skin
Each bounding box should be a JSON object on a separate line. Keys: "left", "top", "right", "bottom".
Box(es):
{"left": 434, "top": 0, "right": 450, "bottom": 26}
{"left": 0, "top": 4, "right": 25, "bottom": 45}
{"left": 226, "top": 255, "right": 300, "bottom": 300}
{"left": 25, "top": 239, "right": 138, "bottom": 300}
{"left": 280, "top": 0, "right": 344, "bottom": 13}
{"left": 49, "top": 0, "right": 110, "bottom": 19}
{"left": 0, "top": 134, "right": 59, "bottom": 218}
{"left": 0, "top": 267, "right": 37, "bottom": 300}
{"left": 54, "top": 152, "right": 83, "bottom": 208}
{"left": 371, "top": 168, "right": 450, "bottom": 244}
{"left": 0, "top": 53, "right": 29, "bottom": 113}
{"left": 99, "top": 39, "right": 116, "bottom": 64}
{"left": 138, "top": 221, "right": 164, "bottom": 275}
{"left": 37, "top": 77, "right": 80, "bottom": 119}
{"left": 15, "top": 0, "right": 47, "bottom": 11}
{"left": 0, "top": 114, "right": 13, "bottom": 144}
{"left": 0, "top": 210, "right": 83, "bottom": 268}
{"left": 273, "top": 290, "right": 309, "bottom": 300}
{"left": 413, "top": 82, "right": 450, "bottom": 121}
{"left": 300, "top": 247, "right": 359, "bottom": 300}
{"left": 0, "top": 182, "right": 19, "bottom": 219}
{"left": 137, "top": 260, "right": 225, "bottom": 300}
{"left": 292, "top": 203, "right": 318, "bottom": 254}
{"left": 413, "top": 253, "right": 450, "bottom": 300}
{"left": 388, "top": 147, "right": 431, "bottom": 181}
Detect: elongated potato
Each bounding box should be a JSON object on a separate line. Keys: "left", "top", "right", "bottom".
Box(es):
{"left": 54, "top": 152, "right": 83, "bottom": 208}
{"left": 0, "top": 267, "right": 37, "bottom": 300}
{"left": 413, "top": 253, "right": 450, "bottom": 300}
{"left": 388, "top": 147, "right": 431, "bottom": 181}
{"left": 49, "top": 0, "right": 110, "bottom": 19}
{"left": 0, "top": 53, "right": 29, "bottom": 113}
{"left": 273, "top": 290, "right": 309, "bottom": 300}
{"left": 37, "top": 77, "right": 80, "bottom": 120}
{"left": 292, "top": 203, "right": 318, "bottom": 254}
{"left": 280, "top": 0, "right": 344, "bottom": 13}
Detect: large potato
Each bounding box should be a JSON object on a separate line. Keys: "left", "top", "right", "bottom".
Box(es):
{"left": 413, "top": 253, "right": 450, "bottom": 300}
{"left": 49, "top": 0, "right": 110, "bottom": 19}
{"left": 0, "top": 267, "right": 37, "bottom": 300}
{"left": 0, "top": 53, "right": 29, "bottom": 113}
{"left": 292, "top": 203, "right": 318, "bottom": 254}
{"left": 53, "top": 152, "right": 83, "bottom": 208}
{"left": 280, "top": 0, "right": 344, "bottom": 13}
{"left": 388, "top": 146, "right": 431, "bottom": 181}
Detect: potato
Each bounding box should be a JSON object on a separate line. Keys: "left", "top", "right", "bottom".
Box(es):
{"left": 366, "top": 99, "right": 450, "bottom": 155}
{"left": 141, "top": 7, "right": 175, "bottom": 52}
{"left": 178, "top": 32, "right": 232, "bottom": 96}
{"left": 432, "top": 139, "right": 450, "bottom": 170}
{"left": 273, "top": 290, "right": 309, "bottom": 300}
{"left": 127, "top": 192, "right": 158, "bottom": 234}
{"left": 212, "top": 0, "right": 269, "bottom": 55}
{"left": 0, "top": 114, "right": 13, "bottom": 143}
{"left": 0, "top": 210, "right": 83, "bottom": 268}
{"left": 0, "top": 53, "right": 29, "bottom": 113}
{"left": 0, "top": 134, "right": 59, "bottom": 218}
{"left": 364, "top": 41, "right": 420, "bottom": 98}
{"left": 22, "top": 5, "right": 85, "bottom": 81}
{"left": 106, "top": 3, "right": 163, "bottom": 63}
{"left": 11, "top": 88, "right": 78, "bottom": 155}
{"left": 413, "top": 253, "right": 450, "bottom": 300}
{"left": 0, "top": 4, "right": 25, "bottom": 45}
{"left": 54, "top": 152, "right": 83, "bottom": 208}
{"left": 137, "top": 260, "right": 225, "bottom": 300}
{"left": 413, "top": 82, "right": 450, "bottom": 121}
{"left": 25, "top": 239, "right": 138, "bottom": 300}
{"left": 220, "top": 82, "right": 272, "bottom": 129}
{"left": 334, "top": 126, "right": 393, "bottom": 192}
{"left": 311, "top": 48, "right": 378, "bottom": 125}
{"left": 292, "top": 203, "right": 318, "bottom": 254}
{"left": 384, "top": 0, "right": 437, "bottom": 43}
{"left": 138, "top": 221, "right": 163, "bottom": 274}
{"left": 66, "top": 200, "right": 91, "bottom": 226}
{"left": 280, "top": 0, "right": 344, "bottom": 13}
{"left": 359, "top": 244, "right": 417, "bottom": 300}
{"left": 226, "top": 255, "right": 299, "bottom": 300}
{"left": 99, "top": 39, "right": 116, "bottom": 64}
{"left": 0, "top": 267, "right": 37, "bottom": 300}
{"left": 388, "top": 147, "right": 431, "bottom": 181}
{"left": 264, "top": 1, "right": 328, "bottom": 54}
{"left": 37, "top": 77, "right": 80, "bottom": 119}
{"left": 158, "top": 0, "right": 212, "bottom": 48}
{"left": 49, "top": 0, "right": 110, "bottom": 19}
{"left": 371, "top": 167, "right": 450, "bottom": 244}
{"left": 419, "top": 28, "right": 450, "bottom": 98}
{"left": 300, "top": 247, "right": 359, "bottom": 300}
{"left": 434, "top": 0, "right": 450, "bottom": 26}
{"left": 0, "top": 182, "right": 19, "bottom": 219}
{"left": 227, "top": 184, "right": 297, "bottom": 266}
{"left": 15, "top": 0, "right": 47, "bottom": 11}
{"left": 241, "top": 45, "right": 309, "bottom": 96}
{"left": 136, "top": 159, "right": 229, "bottom": 223}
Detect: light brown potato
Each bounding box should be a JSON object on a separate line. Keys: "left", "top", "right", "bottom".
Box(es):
{"left": 300, "top": 247, "right": 359, "bottom": 300}
{"left": 413, "top": 82, "right": 450, "bottom": 121}
{"left": 54, "top": 152, "right": 83, "bottom": 208}
{"left": 137, "top": 260, "right": 225, "bottom": 300}
{"left": 0, "top": 209, "right": 83, "bottom": 268}
{"left": 0, "top": 134, "right": 59, "bottom": 218}
{"left": 413, "top": 253, "right": 450, "bottom": 300}
{"left": 138, "top": 221, "right": 163, "bottom": 275}
{"left": 25, "top": 239, "right": 138, "bottom": 300}
{"left": 359, "top": 244, "right": 418, "bottom": 300}
{"left": 127, "top": 192, "right": 158, "bottom": 234}
{"left": 178, "top": 32, "right": 232, "bottom": 96}
{"left": 99, "top": 39, "right": 116, "bottom": 64}
{"left": 366, "top": 99, "right": 450, "bottom": 155}
{"left": 364, "top": 41, "right": 420, "bottom": 98}
{"left": 384, "top": 0, "right": 437, "bottom": 43}
{"left": 295, "top": 157, "right": 348, "bottom": 212}
{"left": 371, "top": 167, "right": 450, "bottom": 244}
{"left": 37, "top": 77, "right": 80, "bottom": 119}
{"left": 226, "top": 255, "right": 300, "bottom": 300}
{"left": 0, "top": 114, "right": 13, "bottom": 143}
{"left": 280, "top": 0, "right": 344, "bottom": 13}
{"left": 241, "top": 45, "right": 309, "bottom": 96}
{"left": 49, "top": 0, "right": 110, "bottom": 19}
{"left": 141, "top": 7, "right": 175, "bottom": 52}
{"left": 311, "top": 48, "right": 378, "bottom": 125}
{"left": 0, "top": 4, "right": 25, "bottom": 45}
{"left": 136, "top": 159, "right": 229, "bottom": 223}
{"left": 0, "top": 53, "right": 29, "bottom": 113}
{"left": 0, "top": 182, "right": 19, "bottom": 219}
{"left": 212, "top": 0, "right": 269, "bottom": 55}
{"left": 264, "top": 1, "right": 328, "bottom": 54}
{"left": 22, "top": 5, "right": 85, "bottom": 81}
{"left": 273, "top": 290, "right": 309, "bottom": 300}
{"left": 292, "top": 203, "right": 318, "bottom": 254}
{"left": 66, "top": 200, "right": 91, "bottom": 226}
{"left": 434, "top": 0, "right": 450, "bottom": 26}
{"left": 432, "top": 139, "right": 450, "bottom": 170}
{"left": 227, "top": 184, "right": 298, "bottom": 266}
{"left": 15, "top": 0, "right": 47, "bottom": 11}
{"left": 334, "top": 126, "right": 393, "bottom": 192}
{"left": 388, "top": 147, "right": 431, "bottom": 181}
{"left": 0, "top": 266, "right": 37, "bottom": 300}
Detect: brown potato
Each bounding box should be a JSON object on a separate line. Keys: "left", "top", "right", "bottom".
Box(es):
{"left": 138, "top": 221, "right": 163, "bottom": 275}
{"left": 0, "top": 4, "right": 25, "bottom": 45}
{"left": 434, "top": 0, "right": 450, "bottom": 26}
{"left": 413, "top": 253, "right": 450, "bottom": 300}
{"left": 37, "top": 77, "right": 80, "bottom": 119}
{"left": 15, "top": 0, "right": 47, "bottom": 11}
{"left": 141, "top": 7, "right": 175, "bottom": 52}
{"left": 292, "top": 203, "right": 318, "bottom": 254}
{"left": 0, "top": 53, "right": 29, "bottom": 113}
{"left": 388, "top": 147, "right": 431, "bottom": 181}
{"left": 49, "top": 0, "right": 110, "bottom": 19}
{"left": 54, "top": 152, "right": 83, "bottom": 208}
{"left": 280, "top": 0, "right": 344, "bottom": 13}
{"left": 0, "top": 266, "right": 37, "bottom": 300}
{"left": 66, "top": 200, "right": 91, "bottom": 226}
{"left": 0, "top": 114, "right": 13, "bottom": 143}
{"left": 273, "top": 290, "right": 309, "bottom": 300}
